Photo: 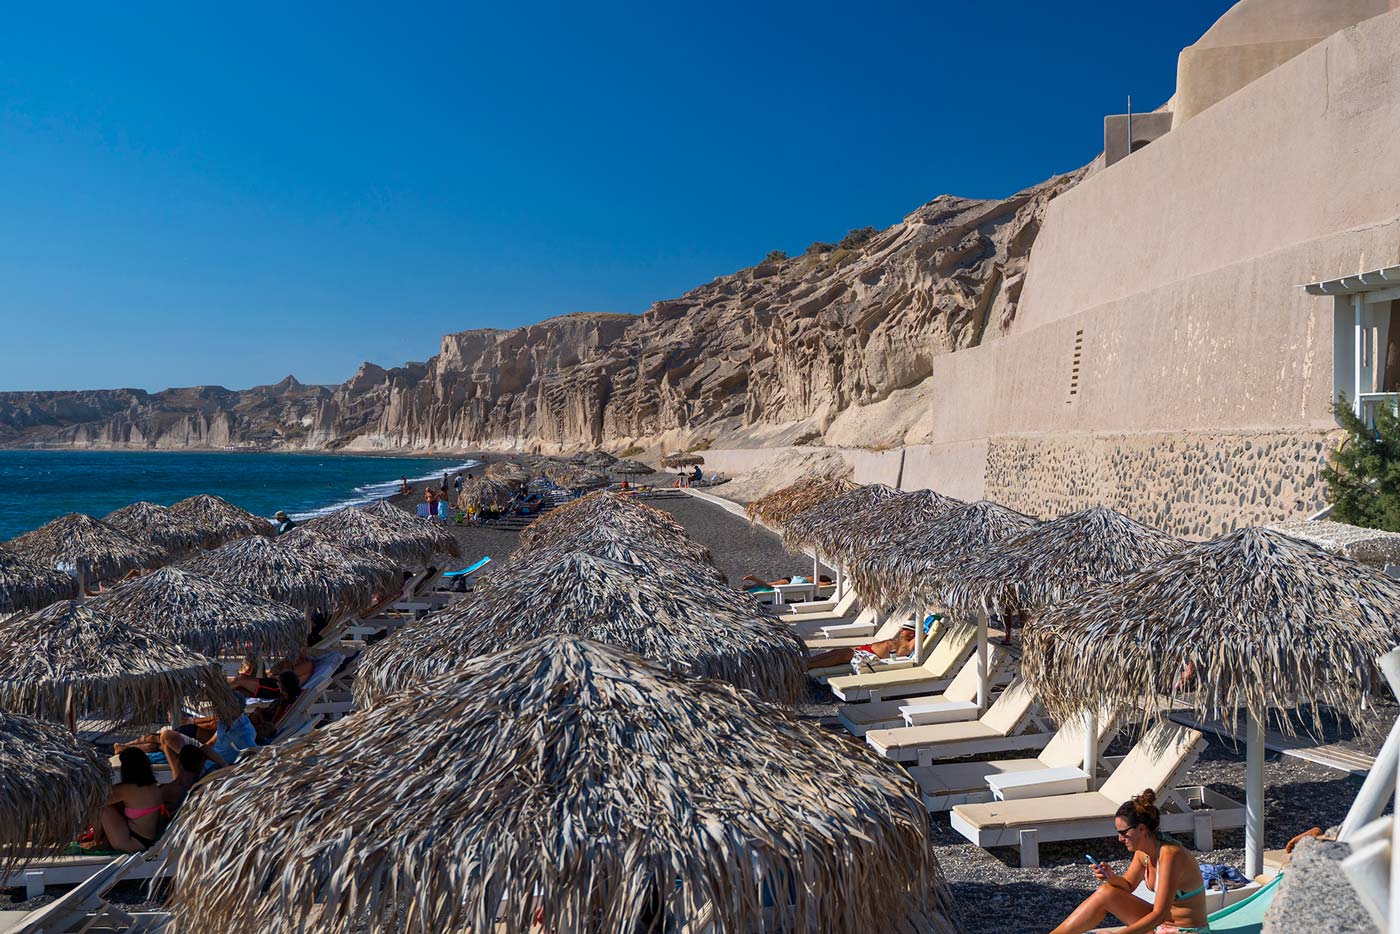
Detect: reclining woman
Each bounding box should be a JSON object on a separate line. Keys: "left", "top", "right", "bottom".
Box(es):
{"left": 806, "top": 622, "right": 916, "bottom": 671}
{"left": 1050, "top": 789, "right": 1210, "bottom": 934}
{"left": 740, "top": 573, "right": 833, "bottom": 592}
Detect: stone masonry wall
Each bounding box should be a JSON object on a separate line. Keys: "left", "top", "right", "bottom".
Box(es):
{"left": 985, "top": 429, "right": 1339, "bottom": 539}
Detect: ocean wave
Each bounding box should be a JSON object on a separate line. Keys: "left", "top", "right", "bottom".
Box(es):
{"left": 288, "top": 460, "right": 482, "bottom": 521}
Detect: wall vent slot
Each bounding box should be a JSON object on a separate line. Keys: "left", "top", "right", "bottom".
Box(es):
{"left": 1067, "top": 330, "right": 1085, "bottom": 403}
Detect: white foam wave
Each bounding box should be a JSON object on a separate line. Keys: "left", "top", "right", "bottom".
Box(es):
{"left": 288, "top": 460, "right": 482, "bottom": 521}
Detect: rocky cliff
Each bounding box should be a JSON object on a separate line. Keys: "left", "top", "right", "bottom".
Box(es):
{"left": 0, "top": 167, "right": 1088, "bottom": 453}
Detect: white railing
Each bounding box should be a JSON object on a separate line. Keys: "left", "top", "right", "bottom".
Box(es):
{"left": 1359, "top": 393, "right": 1400, "bottom": 430}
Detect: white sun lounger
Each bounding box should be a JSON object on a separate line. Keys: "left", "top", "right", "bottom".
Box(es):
{"left": 0, "top": 851, "right": 167, "bottom": 933}
{"left": 803, "top": 607, "right": 913, "bottom": 649}
{"left": 865, "top": 680, "right": 1048, "bottom": 764}
{"left": 907, "top": 707, "right": 1120, "bottom": 811}
{"left": 836, "top": 646, "right": 1012, "bottom": 737}
{"left": 792, "top": 605, "right": 879, "bottom": 641}
{"left": 775, "top": 587, "right": 859, "bottom": 621}
{"left": 949, "top": 722, "right": 1245, "bottom": 868}
{"left": 827, "top": 622, "right": 977, "bottom": 702}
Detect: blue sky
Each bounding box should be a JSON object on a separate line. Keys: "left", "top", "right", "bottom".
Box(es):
{"left": 0, "top": 2, "right": 1229, "bottom": 392}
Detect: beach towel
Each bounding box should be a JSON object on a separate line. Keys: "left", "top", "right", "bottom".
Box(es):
{"left": 1200, "top": 863, "right": 1250, "bottom": 892}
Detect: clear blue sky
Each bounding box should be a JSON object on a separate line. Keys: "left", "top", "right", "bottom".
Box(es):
{"left": 0, "top": 1, "right": 1229, "bottom": 393}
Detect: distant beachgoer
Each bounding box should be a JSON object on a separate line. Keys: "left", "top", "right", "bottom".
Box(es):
{"left": 274, "top": 510, "right": 296, "bottom": 535}
{"left": 692, "top": 465, "right": 703, "bottom": 483}
{"left": 250, "top": 671, "right": 303, "bottom": 742}
{"left": 741, "top": 574, "right": 831, "bottom": 590}
{"left": 425, "top": 488, "right": 439, "bottom": 511}
{"left": 400, "top": 476, "right": 412, "bottom": 495}
{"left": 454, "top": 472, "right": 464, "bottom": 494}
{"left": 440, "top": 473, "right": 449, "bottom": 493}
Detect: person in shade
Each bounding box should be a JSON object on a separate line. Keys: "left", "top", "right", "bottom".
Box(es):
{"left": 1050, "top": 789, "right": 1210, "bottom": 934}
{"left": 274, "top": 510, "right": 296, "bottom": 535}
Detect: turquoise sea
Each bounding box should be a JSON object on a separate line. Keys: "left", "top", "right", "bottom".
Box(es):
{"left": 0, "top": 450, "right": 479, "bottom": 540}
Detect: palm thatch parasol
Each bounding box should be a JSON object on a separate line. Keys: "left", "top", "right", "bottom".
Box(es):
{"left": 92, "top": 566, "right": 307, "bottom": 660}
{"left": 518, "top": 492, "right": 715, "bottom": 568}
{"left": 457, "top": 475, "right": 516, "bottom": 513}
{"left": 484, "top": 460, "right": 533, "bottom": 489}
{"left": 846, "top": 500, "right": 1039, "bottom": 611}
{"left": 276, "top": 529, "right": 402, "bottom": 611}
{"left": 780, "top": 483, "right": 902, "bottom": 558}
{"left": 814, "top": 489, "right": 966, "bottom": 572}
{"left": 612, "top": 458, "right": 654, "bottom": 477}
{"left": 362, "top": 500, "right": 461, "bottom": 558}
{"left": 545, "top": 463, "right": 609, "bottom": 490}
{"left": 507, "top": 533, "right": 732, "bottom": 592}
{"left": 570, "top": 449, "right": 617, "bottom": 468}
{"left": 1023, "top": 526, "right": 1400, "bottom": 876}
{"left": 933, "top": 506, "right": 1185, "bottom": 619}
{"left": 0, "top": 711, "right": 108, "bottom": 873}
{"left": 661, "top": 451, "right": 704, "bottom": 468}
{"left": 6, "top": 513, "right": 166, "bottom": 584}
{"left": 168, "top": 494, "right": 274, "bottom": 548}
{"left": 0, "top": 545, "right": 77, "bottom": 614}
{"left": 169, "top": 637, "right": 952, "bottom": 934}
{"left": 355, "top": 551, "right": 802, "bottom": 707}
{"left": 180, "top": 535, "right": 375, "bottom": 619}
{"left": 298, "top": 506, "right": 434, "bottom": 568}
{"left": 103, "top": 501, "right": 208, "bottom": 560}
{"left": 0, "top": 600, "right": 241, "bottom": 726}
{"left": 745, "top": 475, "right": 857, "bottom": 530}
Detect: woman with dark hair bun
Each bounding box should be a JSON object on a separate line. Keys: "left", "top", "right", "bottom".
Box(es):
{"left": 1049, "top": 788, "right": 1210, "bottom": 934}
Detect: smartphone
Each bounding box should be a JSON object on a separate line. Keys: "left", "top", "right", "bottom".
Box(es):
{"left": 1084, "top": 855, "right": 1102, "bottom": 871}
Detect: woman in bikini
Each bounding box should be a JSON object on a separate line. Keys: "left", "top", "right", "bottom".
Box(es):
{"left": 1049, "top": 788, "right": 1210, "bottom": 934}
{"left": 87, "top": 749, "right": 172, "bottom": 853}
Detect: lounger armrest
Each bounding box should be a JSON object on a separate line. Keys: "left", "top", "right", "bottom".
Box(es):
{"left": 876, "top": 657, "right": 917, "bottom": 671}
{"left": 820, "top": 621, "right": 877, "bottom": 637}
{"left": 901, "top": 700, "right": 980, "bottom": 726}
{"left": 988, "top": 766, "right": 1090, "bottom": 801}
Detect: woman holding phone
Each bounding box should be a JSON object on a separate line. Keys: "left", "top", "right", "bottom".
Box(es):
{"left": 1049, "top": 789, "right": 1211, "bottom": 934}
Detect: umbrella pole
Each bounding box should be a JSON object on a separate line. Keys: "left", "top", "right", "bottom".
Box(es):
{"left": 1082, "top": 710, "right": 1098, "bottom": 783}
{"left": 1341, "top": 648, "right": 1400, "bottom": 839}
{"left": 976, "top": 609, "right": 990, "bottom": 710}
{"left": 812, "top": 553, "right": 820, "bottom": 587}
{"left": 1246, "top": 712, "right": 1265, "bottom": 879}
{"left": 66, "top": 685, "right": 76, "bottom": 734}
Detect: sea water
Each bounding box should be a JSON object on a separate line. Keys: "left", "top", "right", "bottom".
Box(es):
{"left": 0, "top": 450, "right": 479, "bottom": 540}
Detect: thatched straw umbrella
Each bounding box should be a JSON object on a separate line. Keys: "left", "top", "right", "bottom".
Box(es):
{"left": 518, "top": 492, "right": 715, "bottom": 568}
{"left": 6, "top": 513, "right": 166, "bottom": 588}
{"left": 612, "top": 458, "right": 654, "bottom": 477}
{"left": 277, "top": 529, "right": 402, "bottom": 612}
{"left": 1023, "top": 526, "right": 1400, "bottom": 876}
{"left": 781, "top": 482, "right": 901, "bottom": 558}
{"left": 847, "top": 500, "right": 1039, "bottom": 611}
{"left": 103, "top": 501, "right": 207, "bottom": 560}
{"left": 745, "top": 475, "right": 856, "bottom": 530}
{"left": 0, "top": 711, "right": 108, "bottom": 873}
{"left": 355, "top": 551, "right": 803, "bottom": 707}
{"left": 181, "top": 535, "right": 375, "bottom": 619}
{"left": 571, "top": 449, "right": 617, "bottom": 468}
{"left": 169, "top": 637, "right": 951, "bottom": 934}
{"left": 92, "top": 566, "right": 307, "bottom": 660}
{"left": 168, "top": 494, "right": 274, "bottom": 548}
{"left": 545, "top": 463, "right": 608, "bottom": 490}
{"left": 0, "top": 545, "right": 77, "bottom": 615}
{"left": 484, "top": 460, "right": 532, "bottom": 489}
{"left": 0, "top": 600, "right": 241, "bottom": 727}
{"left": 815, "top": 489, "right": 966, "bottom": 583}
{"left": 457, "top": 475, "right": 515, "bottom": 514}
{"left": 298, "top": 506, "right": 434, "bottom": 568}
{"left": 661, "top": 451, "right": 704, "bottom": 468}
{"left": 361, "top": 500, "right": 461, "bottom": 558}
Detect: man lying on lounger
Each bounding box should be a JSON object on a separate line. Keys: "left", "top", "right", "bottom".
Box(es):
{"left": 229, "top": 649, "right": 314, "bottom": 698}
{"left": 741, "top": 573, "right": 833, "bottom": 591}
{"left": 807, "top": 622, "right": 917, "bottom": 672}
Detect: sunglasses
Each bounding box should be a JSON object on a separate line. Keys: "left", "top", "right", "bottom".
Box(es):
{"left": 1116, "top": 825, "right": 1136, "bottom": 839}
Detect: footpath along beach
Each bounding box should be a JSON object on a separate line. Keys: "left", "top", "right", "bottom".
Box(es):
{"left": 401, "top": 478, "right": 1378, "bottom": 934}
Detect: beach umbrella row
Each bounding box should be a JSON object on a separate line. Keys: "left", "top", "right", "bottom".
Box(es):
{"left": 168, "top": 637, "right": 954, "bottom": 934}
{"left": 660, "top": 451, "right": 704, "bottom": 469}
{"left": 180, "top": 534, "right": 385, "bottom": 620}
{"left": 168, "top": 494, "right": 274, "bottom": 548}
{"left": 544, "top": 463, "right": 609, "bottom": 491}
{"left": 103, "top": 501, "right": 207, "bottom": 559}
{"left": 457, "top": 475, "right": 516, "bottom": 513}
{"left": 363, "top": 499, "right": 461, "bottom": 559}
{"left": 300, "top": 506, "right": 437, "bottom": 568}
{"left": 354, "top": 549, "right": 807, "bottom": 707}
{"left": 5, "top": 512, "right": 165, "bottom": 586}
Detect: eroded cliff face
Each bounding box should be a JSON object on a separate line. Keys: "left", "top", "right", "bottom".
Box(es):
{"left": 0, "top": 168, "right": 1087, "bottom": 452}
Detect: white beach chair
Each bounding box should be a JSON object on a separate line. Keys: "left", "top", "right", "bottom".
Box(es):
{"left": 836, "top": 646, "right": 1012, "bottom": 737}
{"left": 802, "top": 606, "right": 914, "bottom": 647}
{"left": 774, "top": 587, "right": 859, "bottom": 621}
{"left": 906, "top": 707, "right": 1120, "bottom": 811}
{"left": 948, "top": 722, "right": 1245, "bottom": 868}
{"left": 865, "top": 680, "right": 1049, "bottom": 764}
{"left": 827, "top": 622, "right": 977, "bottom": 702}
{"left": 0, "top": 852, "right": 164, "bottom": 933}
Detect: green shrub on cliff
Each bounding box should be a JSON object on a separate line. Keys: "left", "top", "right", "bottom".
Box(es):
{"left": 763, "top": 250, "right": 788, "bottom": 263}
{"left": 1323, "top": 398, "right": 1400, "bottom": 531}
{"left": 838, "top": 226, "right": 877, "bottom": 250}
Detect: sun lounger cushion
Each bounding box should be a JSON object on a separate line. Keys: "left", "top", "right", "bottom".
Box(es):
{"left": 954, "top": 791, "right": 1120, "bottom": 831}
{"left": 907, "top": 758, "right": 1051, "bottom": 796}
{"left": 826, "top": 622, "right": 975, "bottom": 695}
